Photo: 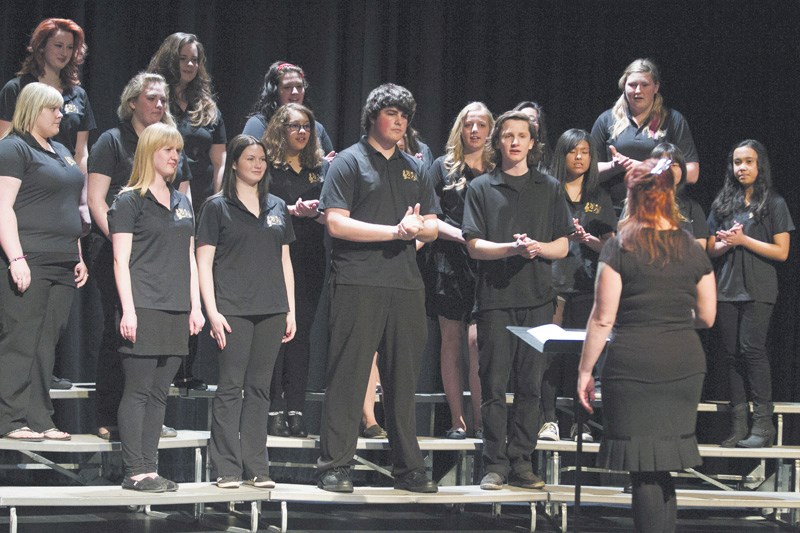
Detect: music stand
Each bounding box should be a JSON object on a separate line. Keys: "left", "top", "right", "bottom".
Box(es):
{"left": 508, "top": 324, "right": 601, "bottom": 533}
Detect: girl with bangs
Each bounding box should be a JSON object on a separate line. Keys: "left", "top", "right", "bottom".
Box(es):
{"left": 108, "top": 123, "right": 204, "bottom": 492}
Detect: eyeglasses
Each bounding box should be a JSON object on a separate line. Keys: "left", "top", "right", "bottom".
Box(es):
{"left": 284, "top": 123, "right": 311, "bottom": 133}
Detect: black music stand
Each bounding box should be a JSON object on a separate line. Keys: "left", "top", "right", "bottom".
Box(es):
{"left": 508, "top": 324, "right": 600, "bottom": 533}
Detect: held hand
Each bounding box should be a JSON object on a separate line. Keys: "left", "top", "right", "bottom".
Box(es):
{"left": 577, "top": 371, "right": 596, "bottom": 414}
{"left": 208, "top": 311, "right": 232, "bottom": 350}
{"left": 723, "top": 222, "right": 746, "bottom": 247}
{"left": 513, "top": 233, "right": 541, "bottom": 259}
{"left": 397, "top": 204, "right": 424, "bottom": 240}
{"left": 294, "top": 198, "right": 320, "bottom": 218}
{"left": 8, "top": 259, "right": 31, "bottom": 293}
{"left": 282, "top": 312, "right": 297, "bottom": 343}
{"left": 120, "top": 310, "right": 137, "bottom": 343}
{"left": 74, "top": 260, "right": 89, "bottom": 288}
{"left": 189, "top": 308, "right": 205, "bottom": 336}
{"left": 324, "top": 151, "right": 337, "bottom": 163}
{"left": 610, "top": 146, "right": 636, "bottom": 172}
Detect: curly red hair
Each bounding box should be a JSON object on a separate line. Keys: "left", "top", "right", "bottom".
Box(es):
{"left": 17, "top": 18, "right": 87, "bottom": 89}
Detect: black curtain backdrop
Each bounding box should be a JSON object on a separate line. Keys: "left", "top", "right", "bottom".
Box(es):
{"left": 2, "top": 0, "right": 800, "bottom": 442}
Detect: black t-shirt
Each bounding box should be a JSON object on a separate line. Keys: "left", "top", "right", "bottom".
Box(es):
{"left": 677, "top": 195, "right": 709, "bottom": 240}
{"left": 318, "top": 137, "right": 440, "bottom": 289}
{"left": 268, "top": 161, "right": 327, "bottom": 260}
{"left": 88, "top": 121, "right": 192, "bottom": 208}
{"left": 0, "top": 74, "right": 96, "bottom": 155}
{"left": 426, "top": 156, "right": 480, "bottom": 230}
{"left": 600, "top": 231, "right": 712, "bottom": 381}
{"left": 0, "top": 132, "right": 83, "bottom": 258}
{"left": 552, "top": 188, "right": 617, "bottom": 294}
{"left": 196, "top": 194, "right": 295, "bottom": 316}
{"left": 107, "top": 186, "right": 195, "bottom": 311}
{"left": 707, "top": 193, "right": 795, "bottom": 303}
{"left": 173, "top": 106, "right": 226, "bottom": 210}
{"left": 591, "top": 108, "right": 698, "bottom": 204}
{"left": 242, "top": 114, "right": 334, "bottom": 155}
{"left": 462, "top": 167, "right": 574, "bottom": 310}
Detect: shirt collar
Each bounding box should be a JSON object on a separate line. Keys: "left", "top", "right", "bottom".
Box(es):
{"left": 359, "top": 136, "right": 401, "bottom": 161}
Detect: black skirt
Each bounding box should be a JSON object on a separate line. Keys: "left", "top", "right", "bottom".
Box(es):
{"left": 597, "top": 373, "right": 704, "bottom": 472}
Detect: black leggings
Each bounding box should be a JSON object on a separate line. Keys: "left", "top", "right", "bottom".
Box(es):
{"left": 118, "top": 355, "right": 181, "bottom": 476}
{"left": 630, "top": 471, "right": 676, "bottom": 533}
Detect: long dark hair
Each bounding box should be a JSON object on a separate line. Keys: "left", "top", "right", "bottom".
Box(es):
{"left": 650, "top": 142, "right": 688, "bottom": 196}
{"left": 219, "top": 135, "right": 269, "bottom": 205}
{"left": 262, "top": 103, "right": 322, "bottom": 170}
{"left": 147, "top": 32, "right": 218, "bottom": 127}
{"left": 711, "top": 139, "right": 773, "bottom": 223}
{"left": 549, "top": 129, "right": 600, "bottom": 202}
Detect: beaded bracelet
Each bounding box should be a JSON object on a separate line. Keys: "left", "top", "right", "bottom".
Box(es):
{"left": 7, "top": 255, "right": 27, "bottom": 268}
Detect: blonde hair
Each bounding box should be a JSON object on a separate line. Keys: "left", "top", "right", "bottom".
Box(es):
{"left": 1, "top": 82, "right": 63, "bottom": 139}
{"left": 123, "top": 123, "right": 184, "bottom": 196}
{"left": 610, "top": 58, "right": 665, "bottom": 140}
{"left": 116, "top": 72, "right": 175, "bottom": 127}
{"left": 442, "top": 102, "right": 495, "bottom": 190}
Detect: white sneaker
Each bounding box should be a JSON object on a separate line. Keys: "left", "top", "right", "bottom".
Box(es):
{"left": 538, "top": 421, "right": 560, "bottom": 441}
{"left": 570, "top": 423, "right": 593, "bottom": 443}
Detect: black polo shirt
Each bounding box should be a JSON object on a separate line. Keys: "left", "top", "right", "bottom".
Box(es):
{"left": 462, "top": 167, "right": 573, "bottom": 311}
{"left": 88, "top": 121, "right": 192, "bottom": 208}
{"left": 318, "top": 137, "right": 440, "bottom": 289}
{"left": 677, "top": 195, "right": 709, "bottom": 240}
{"left": 107, "top": 186, "right": 194, "bottom": 311}
{"left": 552, "top": 188, "right": 617, "bottom": 294}
{"left": 0, "top": 74, "right": 96, "bottom": 155}
{"left": 707, "top": 193, "right": 794, "bottom": 304}
{"left": 174, "top": 106, "right": 226, "bottom": 210}
{"left": 268, "top": 161, "right": 327, "bottom": 261}
{"left": 591, "top": 107, "right": 698, "bottom": 203}
{"left": 242, "top": 114, "right": 334, "bottom": 155}
{"left": 0, "top": 132, "right": 83, "bottom": 259}
{"left": 196, "top": 194, "right": 295, "bottom": 316}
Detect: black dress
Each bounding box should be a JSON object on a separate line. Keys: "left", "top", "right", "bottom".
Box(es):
{"left": 597, "top": 230, "right": 712, "bottom": 472}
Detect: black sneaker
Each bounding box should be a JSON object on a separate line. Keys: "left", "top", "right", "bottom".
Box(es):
{"left": 508, "top": 470, "right": 545, "bottom": 490}
{"left": 268, "top": 413, "right": 291, "bottom": 438}
{"left": 287, "top": 413, "right": 308, "bottom": 437}
{"left": 317, "top": 467, "right": 353, "bottom": 493}
{"left": 243, "top": 475, "right": 275, "bottom": 489}
{"left": 122, "top": 476, "right": 166, "bottom": 493}
{"left": 393, "top": 469, "right": 438, "bottom": 493}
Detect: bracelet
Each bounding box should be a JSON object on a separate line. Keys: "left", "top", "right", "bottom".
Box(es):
{"left": 7, "top": 255, "right": 27, "bottom": 268}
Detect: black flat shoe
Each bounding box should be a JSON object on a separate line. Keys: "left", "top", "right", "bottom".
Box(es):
{"left": 122, "top": 476, "right": 166, "bottom": 493}
{"left": 50, "top": 376, "right": 73, "bottom": 390}
{"left": 174, "top": 377, "right": 207, "bottom": 391}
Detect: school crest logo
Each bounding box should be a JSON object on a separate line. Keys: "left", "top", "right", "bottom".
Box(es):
{"left": 584, "top": 202, "right": 601, "bottom": 214}
{"left": 64, "top": 103, "right": 79, "bottom": 114}
{"left": 175, "top": 208, "right": 193, "bottom": 220}
{"left": 402, "top": 169, "right": 418, "bottom": 182}
{"left": 267, "top": 215, "right": 283, "bottom": 227}
{"left": 307, "top": 172, "right": 322, "bottom": 184}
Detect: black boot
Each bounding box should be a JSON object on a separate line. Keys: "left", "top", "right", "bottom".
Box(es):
{"left": 268, "top": 413, "right": 291, "bottom": 438}
{"left": 720, "top": 403, "right": 749, "bottom": 448}
{"left": 737, "top": 402, "right": 775, "bottom": 448}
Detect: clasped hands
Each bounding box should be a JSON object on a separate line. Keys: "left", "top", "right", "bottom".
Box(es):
{"left": 715, "top": 221, "right": 744, "bottom": 248}
{"left": 397, "top": 203, "right": 424, "bottom": 240}
{"left": 513, "top": 233, "right": 542, "bottom": 259}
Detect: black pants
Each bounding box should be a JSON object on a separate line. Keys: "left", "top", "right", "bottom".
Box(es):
{"left": 476, "top": 304, "right": 551, "bottom": 477}
{"left": 0, "top": 263, "right": 74, "bottom": 434}
{"left": 210, "top": 314, "right": 284, "bottom": 479}
{"left": 541, "top": 293, "right": 593, "bottom": 423}
{"left": 269, "top": 258, "right": 323, "bottom": 413}
{"left": 716, "top": 300, "right": 774, "bottom": 405}
{"left": 118, "top": 354, "right": 181, "bottom": 476}
{"left": 85, "top": 233, "right": 124, "bottom": 429}
{"left": 318, "top": 284, "right": 427, "bottom": 477}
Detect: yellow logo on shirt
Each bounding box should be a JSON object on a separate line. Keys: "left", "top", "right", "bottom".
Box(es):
{"left": 307, "top": 172, "right": 321, "bottom": 184}
{"left": 402, "top": 169, "right": 418, "bottom": 182}
{"left": 584, "top": 202, "right": 601, "bottom": 214}
{"left": 266, "top": 215, "right": 283, "bottom": 227}
{"left": 64, "top": 156, "right": 77, "bottom": 166}
{"left": 64, "top": 103, "right": 79, "bottom": 114}
{"left": 175, "top": 208, "right": 192, "bottom": 220}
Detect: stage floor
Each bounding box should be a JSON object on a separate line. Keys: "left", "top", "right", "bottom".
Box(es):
{"left": 2, "top": 501, "right": 788, "bottom": 531}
